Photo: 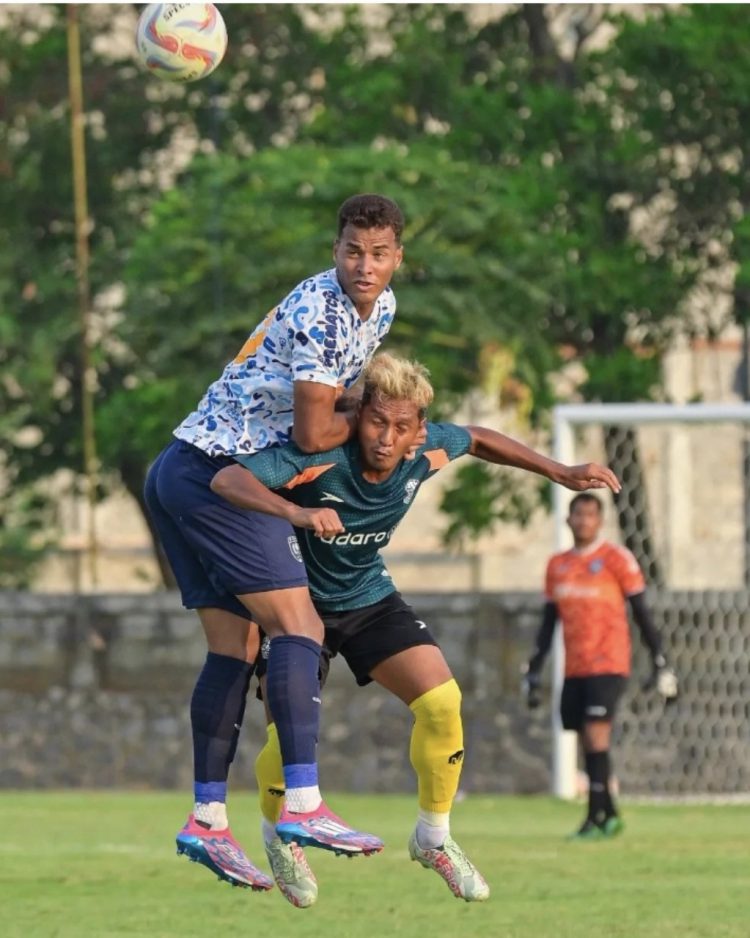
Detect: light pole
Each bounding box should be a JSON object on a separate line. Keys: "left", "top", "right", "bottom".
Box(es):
{"left": 66, "top": 4, "right": 99, "bottom": 588}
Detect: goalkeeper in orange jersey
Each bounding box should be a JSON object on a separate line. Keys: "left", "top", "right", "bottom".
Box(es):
{"left": 523, "top": 493, "right": 678, "bottom": 840}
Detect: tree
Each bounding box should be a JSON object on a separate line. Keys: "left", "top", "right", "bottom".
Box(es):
{"left": 0, "top": 4, "right": 365, "bottom": 581}
{"left": 597, "top": 5, "right": 750, "bottom": 582}
{"left": 1, "top": 4, "right": 726, "bottom": 584}
{"left": 114, "top": 142, "right": 566, "bottom": 510}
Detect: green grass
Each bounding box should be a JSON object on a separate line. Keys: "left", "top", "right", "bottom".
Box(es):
{"left": 0, "top": 793, "right": 747, "bottom": 938}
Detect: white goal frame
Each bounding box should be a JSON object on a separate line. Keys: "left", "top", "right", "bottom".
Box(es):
{"left": 550, "top": 401, "right": 750, "bottom": 798}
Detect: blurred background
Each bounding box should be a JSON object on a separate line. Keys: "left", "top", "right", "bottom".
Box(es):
{"left": 1, "top": 3, "right": 749, "bottom": 798}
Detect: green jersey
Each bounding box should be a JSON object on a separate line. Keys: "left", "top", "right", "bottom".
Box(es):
{"left": 236, "top": 422, "right": 472, "bottom": 612}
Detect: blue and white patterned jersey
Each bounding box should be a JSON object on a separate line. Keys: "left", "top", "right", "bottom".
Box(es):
{"left": 174, "top": 268, "right": 396, "bottom": 456}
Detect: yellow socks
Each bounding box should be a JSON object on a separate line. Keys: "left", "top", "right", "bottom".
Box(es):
{"left": 254, "top": 722, "right": 285, "bottom": 827}
{"left": 257, "top": 681, "right": 464, "bottom": 852}
{"left": 409, "top": 678, "right": 464, "bottom": 814}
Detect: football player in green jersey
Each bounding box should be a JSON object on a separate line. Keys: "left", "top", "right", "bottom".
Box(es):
{"left": 211, "top": 353, "right": 621, "bottom": 906}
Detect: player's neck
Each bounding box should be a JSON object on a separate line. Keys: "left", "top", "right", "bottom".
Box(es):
{"left": 572, "top": 536, "right": 603, "bottom": 554}
{"left": 354, "top": 300, "right": 375, "bottom": 321}
{"left": 361, "top": 466, "right": 397, "bottom": 484}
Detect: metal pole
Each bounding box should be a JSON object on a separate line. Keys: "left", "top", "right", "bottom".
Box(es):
{"left": 742, "top": 321, "right": 750, "bottom": 587}
{"left": 551, "top": 407, "right": 578, "bottom": 798}
{"left": 556, "top": 401, "right": 750, "bottom": 424}
{"left": 66, "top": 5, "right": 98, "bottom": 588}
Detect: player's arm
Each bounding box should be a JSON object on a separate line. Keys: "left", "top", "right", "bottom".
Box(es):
{"left": 629, "top": 591, "right": 679, "bottom": 701}
{"left": 466, "top": 425, "right": 621, "bottom": 494}
{"left": 292, "top": 381, "right": 357, "bottom": 453}
{"left": 210, "top": 464, "right": 344, "bottom": 538}
{"left": 522, "top": 601, "right": 558, "bottom": 709}
{"left": 289, "top": 293, "right": 363, "bottom": 453}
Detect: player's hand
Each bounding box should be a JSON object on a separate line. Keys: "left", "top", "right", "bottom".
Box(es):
{"left": 290, "top": 507, "right": 345, "bottom": 538}
{"left": 656, "top": 666, "right": 678, "bottom": 701}
{"left": 404, "top": 419, "right": 427, "bottom": 461}
{"left": 521, "top": 665, "right": 542, "bottom": 709}
{"left": 643, "top": 655, "right": 679, "bottom": 702}
{"left": 556, "top": 462, "right": 621, "bottom": 494}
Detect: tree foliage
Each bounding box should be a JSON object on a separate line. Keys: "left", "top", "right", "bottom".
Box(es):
{"left": 1, "top": 4, "right": 747, "bottom": 578}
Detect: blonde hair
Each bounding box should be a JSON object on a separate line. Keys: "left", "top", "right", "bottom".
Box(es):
{"left": 361, "top": 352, "right": 434, "bottom": 415}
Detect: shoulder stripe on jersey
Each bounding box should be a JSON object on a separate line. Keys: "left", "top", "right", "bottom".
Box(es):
{"left": 283, "top": 463, "right": 337, "bottom": 490}
{"left": 233, "top": 309, "right": 276, "bottom": 363}
{"left": 423, "top": 449, "right": 450, "bottom": 471}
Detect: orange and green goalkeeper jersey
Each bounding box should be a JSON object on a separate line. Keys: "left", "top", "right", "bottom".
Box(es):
{"left": 544, "top": 540, "right": 646, "bottom": 677}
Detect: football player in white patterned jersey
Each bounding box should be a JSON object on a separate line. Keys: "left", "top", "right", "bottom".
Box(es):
{"left": 143, "top": 195, "right": 404, "bottom": 889}
{"left": 174, "top": 266, "right": 397, "bottom": 456}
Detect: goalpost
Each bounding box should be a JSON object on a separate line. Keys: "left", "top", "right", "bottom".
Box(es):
{"left": 551, "top": 402, "right": 750, "bottom": 798}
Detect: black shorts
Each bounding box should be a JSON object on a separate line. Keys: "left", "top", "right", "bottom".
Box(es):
{"left": 256, "top": 591, "right": 439, "bottom": 689}
{"left": 560, "top": 674, "right": 627, "bottom": 731}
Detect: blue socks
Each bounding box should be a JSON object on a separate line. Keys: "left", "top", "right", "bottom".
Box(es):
{"left": 191, "top": 639, "right": 323, "bottom": 819}
{"left": 191, "top": 652, "right": 254, "bottom": 798}
{"left": 264, "top": 635, "right": 322, "bottom": 790}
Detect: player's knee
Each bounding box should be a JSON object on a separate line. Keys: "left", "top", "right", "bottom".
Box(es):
{"left": 411, "top": 678, "right": 462, "bottom": 732}
{"left": 266, "top": 618, "right": 324, "bottom": 643}
{"left": 247, "top": 592, "right": 324, "bottom": 642}
{"left": 582, "top": 719, "right": 612, "bottom": 752}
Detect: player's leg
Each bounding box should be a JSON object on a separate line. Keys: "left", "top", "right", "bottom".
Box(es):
{"left": 153, "top": 440, "right": 379, "bottom": 856}
{"left": 177, "top": 611, "right": 274, "bottom": 889}
{"left": 144, "top": 444, "right": 272, "bottom": 889}
{"left": 253, "top": 668, "right": 318, "bottom": 908}
{"left": 370, "top": 645, "right": 458, "bottom": 844}
{"left": 237, "top": 588, "right": 382, "bottom": 857}
{"left": 253, "top": 635, "right": 333, "bottom": 832}
{"left": 339, "top": 594, "right": 488, "bottom": 900}
{"left": 255, "top": 718, "right": 285, "bottom": 837}
{"left": 558, "top": 678, "right": 600, "bottom": 840}
{"left": 579, "top": 675, "right": 627, "bottom": 838}
{"left": 190, "top": 608, "right": 258, "bottom": 832}
{"left": 149, "top": 444, "right": 258, "bottom": 830}
{"left": 238, "top": 587, "right": 322, "bottom": 814}
{"left": 564, "top": 675, "right": 626, "bottom": 840}
{"left": 581, "top": 719, "right": 615, "bottom": 828}
{"left": 370, "top": 646, "right": 489, "bottom": 901}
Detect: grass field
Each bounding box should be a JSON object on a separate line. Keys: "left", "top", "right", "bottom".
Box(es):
{"left": 0, "top": 792, "right": 747, "bottom": 938}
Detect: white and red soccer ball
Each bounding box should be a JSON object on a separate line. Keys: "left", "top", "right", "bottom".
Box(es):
{"left": 135, "top": 3, "right": 228, "bottom": 83}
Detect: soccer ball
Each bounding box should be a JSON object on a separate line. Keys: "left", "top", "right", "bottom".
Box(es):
{"left": 135, "top": 3, "right": 228, "bottom": 83}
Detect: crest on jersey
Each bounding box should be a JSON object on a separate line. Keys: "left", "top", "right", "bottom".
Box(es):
{"left": 589, "top": 558, "right": 604, "bottom": 573}
{"left": 288, "top": 535, "right": 303, "bottom": 562}
{"left": 403, "top": 479, "right": 420, "bottom": 504}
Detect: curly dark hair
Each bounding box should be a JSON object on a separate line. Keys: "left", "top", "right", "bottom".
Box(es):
{"left": 337, "top": 194, "right": 405, "bottom": 243}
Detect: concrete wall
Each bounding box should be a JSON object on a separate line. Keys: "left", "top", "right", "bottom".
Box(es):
{"left": 1, "top": 591, "right": 748, "bottom": 795}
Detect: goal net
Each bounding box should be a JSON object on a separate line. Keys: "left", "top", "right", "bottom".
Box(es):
{"left": 551, "top": 403, "right": 750, "bottom": 798}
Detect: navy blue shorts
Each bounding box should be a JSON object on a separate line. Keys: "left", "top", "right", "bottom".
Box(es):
{"left": 144, "top": 439, "right": 308, "bottom": 616}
